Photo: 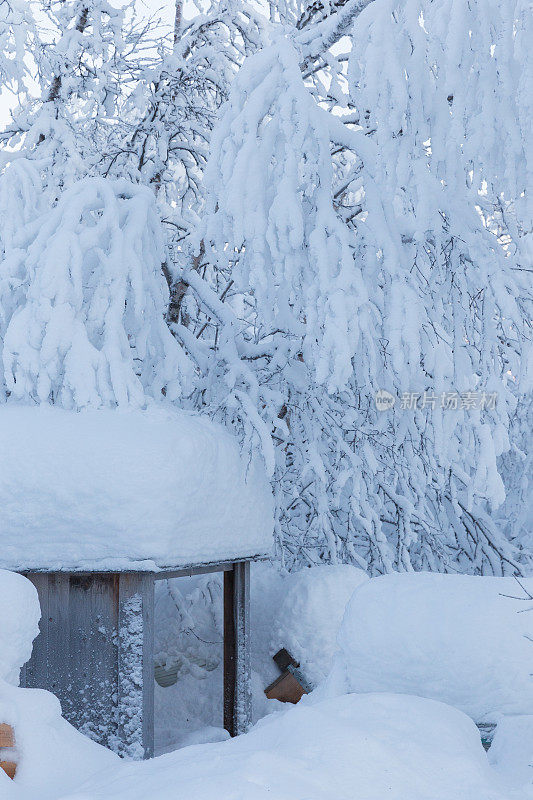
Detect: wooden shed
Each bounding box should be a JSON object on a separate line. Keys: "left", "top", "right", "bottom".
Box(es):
{"left": 0, "top": 406, "right": 273, "bottom": 759}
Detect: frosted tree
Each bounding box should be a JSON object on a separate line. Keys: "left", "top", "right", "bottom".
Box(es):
{"left": 0, "top": 0, "right": 529, "bottom": 572}
{"left": 497, "top": 394, "right": 533, "bottom": 553}
{"left": 98, "top": 0, "right": 268, "bottom": 308}
{"left": 181, "top": 0, "right": 532, "bottom": 573}
{"left": 2, "top": 0, "right": 137, "bottom": 200}
{"left": 0, "top": 0, "right": 36, "bottom": 93}
{"left": 0, "top": 171, "right": 192, "bottom": 408}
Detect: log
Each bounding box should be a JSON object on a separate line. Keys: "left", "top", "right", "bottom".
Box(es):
{"left": 0, "top": 761, "right": 17, "bottom": 780}
{"left": 0, "top": 724, "right": 14, "bottom": 748}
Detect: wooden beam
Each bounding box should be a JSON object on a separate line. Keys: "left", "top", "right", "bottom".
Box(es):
{"left": 223, "top": 561, "right": 251, "bottom": 737}
{"left": 153, "top": 562, "right": 235, "bottom": 581}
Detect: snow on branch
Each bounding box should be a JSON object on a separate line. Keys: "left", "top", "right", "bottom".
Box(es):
{"left": 0, "top": 0, "right": 35, "bottom": 92}
{"left": 0, "top": 167, "right": 193, "bottom": 408}
{"left": 202, "top": 39, "right": 367, "bottom": 392}
{"left": 296, "top": 0, "right": 375, "bottom": 69}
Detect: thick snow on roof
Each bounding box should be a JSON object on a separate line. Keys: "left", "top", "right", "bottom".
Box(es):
{"left": 0, "top": 405, "right": 273, "bottom": 571}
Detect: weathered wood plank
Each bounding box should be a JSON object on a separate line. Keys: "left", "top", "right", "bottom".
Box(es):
{"left": 224, "top": 562, "right": 251, "bottom": 737}
{"left": 153, "top": 562, "right": 235, "bottom": 581}
{"left": 142, "top": 575, "right": 154, "bottom": 759}
{"left": 66, "top": 574, "right": 119, "bottom": 747}
{"left": 233, "top": 561, "right": 251, "bottom": 736}
{"left": 22, "top": 573, "right": 120, "bottom": 751}
{"left": 46, "top": 574, "right": 70, "bottom": 701}
{"left": 223, "top": 567, "right": 236, "bottom": 735}
{"left": 0, "top": 761, "right": 17, "bottom": 779}
{"left": 0, "top": 724, "right": 15, "bottom": 748}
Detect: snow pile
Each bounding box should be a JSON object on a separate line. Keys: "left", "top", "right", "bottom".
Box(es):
{"left": 324, "top": 572, "right": 533, "bottom": 722}
{"left": 0, "top": 681, "right": 118, "bottom": 799}
{"left": 489, "top": 716, "right": 533, "bottom": 788}
{"left": 0, "top": 405, "right": 273, "bottom": 571}
{"left": 0, "top": 570, "right": 40, "bottom": 685}
{"left": 270, "top": 564, "right": 369, "bottom": 686}
{"left": 0, "top": 568, "right": 520, "bottom": 800}
{"left": 58, "top": 694, "right": 514, "bottom": 800}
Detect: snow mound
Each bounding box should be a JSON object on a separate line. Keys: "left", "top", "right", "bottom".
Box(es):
{"left": 0, "top": 680, "right": 118, "bottom": 798}
{"left": 0, "top": 405, "right": 273, "bottom": 571}
{"left": 489, "top": 715, "right": 533, "bottom": 788}
{"left": 324, "top": 572, "right": 533, "bottom": 722}
{"left": 0, "top": 570, "right": 40, "bottom": 685}
{"left": 271, "top": 564, "right": 369, "bottom": 686}
{"left": 57, "top": 694, "right": 512, "bottom": 800}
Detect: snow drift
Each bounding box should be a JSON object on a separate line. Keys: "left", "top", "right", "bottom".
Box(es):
{"left": 324, "top": 572, "right": 533, "bottom": 722}
{"left": 270, "top": 564, "right": 369, "bottom": 687}
{"left": 56, "top": 694, "right": 513, "bottom": 800}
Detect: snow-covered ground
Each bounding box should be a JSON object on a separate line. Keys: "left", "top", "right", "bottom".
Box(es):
{"left": 58, "top": 694, "right": 527, "bottom": 800}
{"left": 2, "top": 567, "right": 533, "bottom": 800}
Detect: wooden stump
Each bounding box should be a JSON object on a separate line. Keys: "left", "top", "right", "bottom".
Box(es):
{"left": 0, "top": 723, "right": 17, "bottom": 780}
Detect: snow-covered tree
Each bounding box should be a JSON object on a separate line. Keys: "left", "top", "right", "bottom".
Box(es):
{"left": 181, "top": 0, "right": 532, "bottom": 574}
{"left": 0, "top": 169, "right": 192, "bottom": 407}
{"left": 97, "top": 0, "right": 268, "bottom": 307}
{"left": 0, "top": 0, "right": 36, "bottom": 93}
{"left": 2, "top": 0, "right": 136, "bottom": 200}
{"left": 0, "top": 0, "right": 530, "bottom": 574}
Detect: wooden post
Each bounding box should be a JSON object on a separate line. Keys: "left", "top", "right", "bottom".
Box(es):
{"left": 223, "top": 561, "right": 251, "bottom": 737}
{"left": 117, "top": 573, "right": 154, "bottom": 760}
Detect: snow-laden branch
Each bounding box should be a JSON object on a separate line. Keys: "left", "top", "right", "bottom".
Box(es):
{"left": 0, "top": 168, "right": 193, "bottom": 408}
{"left": 295, "top": 0, "right": 375, "bottom": 68}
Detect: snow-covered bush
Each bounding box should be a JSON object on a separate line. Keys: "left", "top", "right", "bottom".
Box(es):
{"left": 323, "top": 572, "right": 533, "bottom": 722}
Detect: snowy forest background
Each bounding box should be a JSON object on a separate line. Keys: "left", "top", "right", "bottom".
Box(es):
{"left": 0, "top": 0, "right": 531, "bottom": 577}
